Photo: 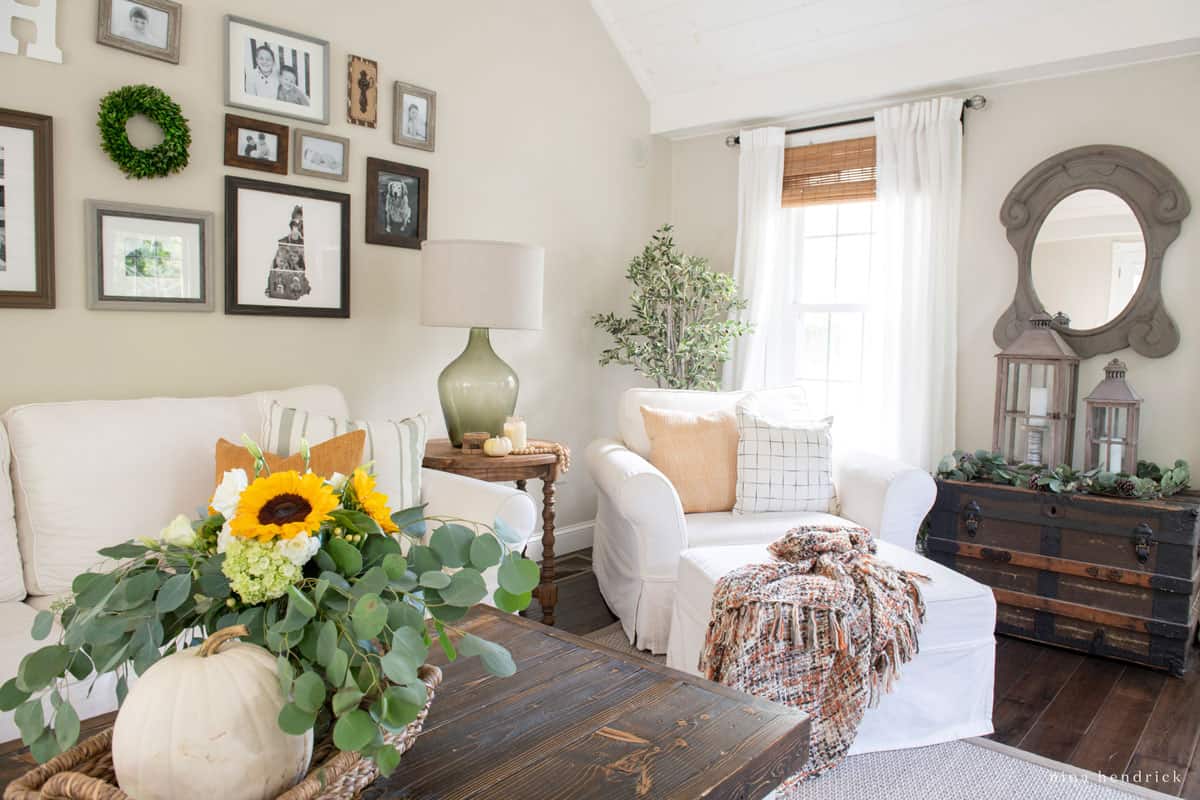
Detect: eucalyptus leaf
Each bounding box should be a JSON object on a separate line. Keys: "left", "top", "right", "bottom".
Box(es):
{"left": 409, "top": 545, "right": 441, "bottom": 575}
{"left": 375, "top": 743, "right": 402, "bottom": 776}
{"left": 326, "top": 648, "right": 349, "bottom": 687}
{"left": 155, "top": 573, "right": 192, "bottom": 613}
{"left": 332, "top": 709, "right": 375, "bottom": 752}
{"left": 430, "top": 524, "right": 474, "bottom": 568}
{"left": 418, "top": 571, "right": 450, "bottom": 590}
{"left": 277, "top": 702, "right": 317, "bottom": 736}
{"left": 14, "top": 699, "right": 44, "bottom": 744}
{"left": 351, "top": 594, "right": 387, "bottom": 640}
{"left": 287, "top": 586, "right": 317, "bottom": 619}
{"left": 332, "top": 686, "right": 364, "bottom": 717}
{"left": 0, "top": 678, "right": 31, "bottom": 712}
{"left": 457, "top": 634, "right": 517, "bottom": 677}
{"left": 382, "top": 554, "right": 408, "bottom": 581}
{"left": 468, "top": 535, "right": 503, "bottom": 570}
{"left": 54, "top": 702, "right": 80, "bottom": 751}
{"left": 441, "top": 569, "right": 487, "bottom": 607}
{"left": 498, "top": 555, "right": 540, "bottom": 595}
{"left": 316, "top": 621, "right": 338, "bottom": 667}
{"left": 292, "top": 671, "right": 326, "bottom": 714}
{"left": 29, "top": 730, "right": 61, "bottom": 764}
{"left": 493, "top": 587, "right": 533, "bottom": 614}
{"left": 31, "top": 610, "right": 53, "bottom": 641}
{"left": 328, "top": 537, "right": 364, "bottom": 576}
{"left": 18, "top": 645, "right": 70, "bottom": 693}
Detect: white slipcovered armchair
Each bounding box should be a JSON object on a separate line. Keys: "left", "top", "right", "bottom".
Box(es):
{"left": 585, "top": 387, "right": 938, "bottom": 654}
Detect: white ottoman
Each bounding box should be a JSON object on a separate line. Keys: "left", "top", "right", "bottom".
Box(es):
{"left": 666, "top": 541, "right": 997, "bottom": 755}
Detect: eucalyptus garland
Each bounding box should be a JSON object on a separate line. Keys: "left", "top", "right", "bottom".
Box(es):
{"left": 97, "top": 85, "right": 191, "bottom": 179}
{"left": 936, "top": 449, "right": 1190, "bottom": 501}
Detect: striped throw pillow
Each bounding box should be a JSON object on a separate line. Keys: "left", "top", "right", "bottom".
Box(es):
{"left": 265, "top": 402, "right": 427, "bottom": 511}
{"left": 734, "top": 405, "right": 836, "bottom": 514}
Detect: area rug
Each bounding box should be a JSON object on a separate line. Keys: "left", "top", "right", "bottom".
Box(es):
{"left": 582, "top": 623, "right": 1174, "bottom": 800}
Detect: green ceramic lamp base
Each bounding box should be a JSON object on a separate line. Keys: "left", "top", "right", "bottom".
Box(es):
{"left": 438, "top": 327, "right": 519, "bottom": 447}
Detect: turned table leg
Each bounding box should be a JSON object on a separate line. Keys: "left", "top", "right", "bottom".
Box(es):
{"left": 537, "top": 478, "right": 558, "bottom": 626}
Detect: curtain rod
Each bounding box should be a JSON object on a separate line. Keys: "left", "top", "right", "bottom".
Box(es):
{"left": 724, "top": 94, "right": 987, "bottom": 147}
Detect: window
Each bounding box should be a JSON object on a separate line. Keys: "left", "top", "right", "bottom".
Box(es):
{"left": 785, "top": 200, "right": 879, "bottom": 437}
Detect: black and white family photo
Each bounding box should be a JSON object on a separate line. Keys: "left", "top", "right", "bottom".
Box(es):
{"left": 97, "top": 0, "right": 182, "bottom": 63}
{"left": 240, "top": 128, "right": 277, "bottom": 161}
{"left": 365, "top": 158, "right": 428, "bottom": 249}
{"left": 225, "top": 17, "right": 330, "bottom": 124}
{"left": 265, "top": 204, "right": 311, "bottom": 301}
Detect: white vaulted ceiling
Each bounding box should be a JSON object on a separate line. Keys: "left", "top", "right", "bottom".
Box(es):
{"left": 591, "top": 0, "right": 1200, "bottom": 136}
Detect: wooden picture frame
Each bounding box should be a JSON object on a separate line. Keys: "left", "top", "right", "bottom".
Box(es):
{"left": 293, "top": 128, "right": 349, "bottom": 182}
{"left": 224, "top": 15, "right": 330, "bottom": 125}
{"left": 392, "top": 81, "right": 436, "bottom": 152}
{"left": 0, "top": 108, "right": 54, "bottom": 309}
{"left": 346, "top": 54, "right": 377, "bottom": 128}
{"left": 365, "top": 157, "right": 428, "bottom": 249}
{"left": 225, "top": 176, "right": 350, "bottom": 318}
{"left": 96, "top": 0, "right": 182, "bottom": 64}
{"left": 224, "top": 114, "right": 289, "bottom": 175}
{"left": 86, "top": 199, "right": 213, "bottom": 311}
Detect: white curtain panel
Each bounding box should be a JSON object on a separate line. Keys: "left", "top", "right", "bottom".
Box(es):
{"left": 726, "top": 127, "right": 787, "bottom": 390}
{"left": 868, "top": 97, "right": 964, "bottom": 470}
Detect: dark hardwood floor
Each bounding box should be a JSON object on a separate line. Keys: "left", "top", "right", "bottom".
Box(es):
{"left": 535, "top": 549, "right": 1200, "bottom": 798}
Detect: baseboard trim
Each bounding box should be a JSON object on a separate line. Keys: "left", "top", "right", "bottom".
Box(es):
{"left": 524, "top": 519, "right": 594, "bottom": 562}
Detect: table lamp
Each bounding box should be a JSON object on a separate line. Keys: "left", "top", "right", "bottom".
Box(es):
{"left": 421, "top": 239, "right": 544, "bottom": 447}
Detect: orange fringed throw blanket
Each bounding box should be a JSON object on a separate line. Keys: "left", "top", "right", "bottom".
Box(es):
{"left": 698, "top": 525, "right": 928, "bottom": 788}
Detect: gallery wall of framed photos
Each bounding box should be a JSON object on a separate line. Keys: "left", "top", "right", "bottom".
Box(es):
{"left": 0, "top": 0, "right": 663, "bottom": 531}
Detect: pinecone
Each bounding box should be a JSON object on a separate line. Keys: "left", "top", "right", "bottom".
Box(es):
{"left": 1115, "top": 477, "right": 1137, "bottom": 497}
{"left": 1027, "top": 473, "right": 1043, "bottom": 491}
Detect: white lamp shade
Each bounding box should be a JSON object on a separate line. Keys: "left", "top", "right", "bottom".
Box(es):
{"left": 420, "top": 240, "right": 544, "bottom": 330}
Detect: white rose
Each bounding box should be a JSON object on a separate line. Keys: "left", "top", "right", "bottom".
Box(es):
{"left": 326, "top": 471, "right": 348, "bottom": 491}
{"left": 160, "top": 514, "right": 197, "bottom": 548}
{"left": 216, "top": 522, "right": 234, "bottom": 554}
{"left": 211, "top": 468, "right": 249, "bottom": 520}
{"left": 277, "top": 533, "right": 321, "bottom": 566}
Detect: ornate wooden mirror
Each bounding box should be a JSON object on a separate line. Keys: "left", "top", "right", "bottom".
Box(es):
{"left": 993, "top": 145, "right": 1190, "bottom": 358}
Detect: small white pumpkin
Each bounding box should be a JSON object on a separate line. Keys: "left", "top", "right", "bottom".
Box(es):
{"left": 482, "top": 436, "right": 513, "bottom": 457}
{"left": 112, "top": 625, "right": 313, "bottom": 800}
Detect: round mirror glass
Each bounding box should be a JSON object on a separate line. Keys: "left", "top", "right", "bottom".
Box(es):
{"left": 1031, "top": 189, "right": 1145, "bottom": 330}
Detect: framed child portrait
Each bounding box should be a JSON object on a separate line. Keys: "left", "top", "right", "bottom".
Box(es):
{"left": 392, "top": 81, "right": 435, "bottom": 152}
{"left": 224, "top": 16, "right": 330, "bottom": 125}
{"left": 223, "top": 114, "right": 289, "bottom": 175}
{"left": 225, "top": 176, "right": 349, "bottom": 318}
{"left": 96, "top": 0, "right": 182, "bottom": 64}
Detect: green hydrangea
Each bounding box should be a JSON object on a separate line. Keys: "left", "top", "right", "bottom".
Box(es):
{"left": 222, "top": 537, "right": 301, "bottom": 605}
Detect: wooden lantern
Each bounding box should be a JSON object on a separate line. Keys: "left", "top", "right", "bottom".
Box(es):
{"left": 993, "top": 313, "right": 1080, "bottom": 467}
{"left": 1083, "top": 359, "right": 1141, "bottom": 473}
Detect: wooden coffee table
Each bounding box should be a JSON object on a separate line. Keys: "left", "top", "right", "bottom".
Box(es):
{"left": 0, "top": 609, "right": 810, "bottom": 800}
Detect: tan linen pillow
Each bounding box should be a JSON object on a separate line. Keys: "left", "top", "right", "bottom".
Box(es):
{"left": 640, "top": 406, "right": 738, "bottom": 513}
{"left": 213, "top": 429, "right": 367, "bottom": 488}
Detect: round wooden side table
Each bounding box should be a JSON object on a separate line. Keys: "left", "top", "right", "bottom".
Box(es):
{"left": 423, "top": 438, "right": 562, "bottom": 626}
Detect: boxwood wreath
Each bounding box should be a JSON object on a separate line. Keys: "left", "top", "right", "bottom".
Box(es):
{"left": 98, "top": 85, "right": 191, "bottom": 179}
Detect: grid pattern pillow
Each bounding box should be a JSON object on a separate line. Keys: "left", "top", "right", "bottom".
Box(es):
{"left": 734, "top": 405, "right": 836, "bottom": 514}
{"left": 266, "top": 403, "right": 427, "bottom": 511}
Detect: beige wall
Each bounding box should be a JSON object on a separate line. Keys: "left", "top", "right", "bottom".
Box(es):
{"left": 668, "top": 55, "right": 1200, "bottom": 469}
{"left": 0, "top": 0, "right": 667, "bottom": 528}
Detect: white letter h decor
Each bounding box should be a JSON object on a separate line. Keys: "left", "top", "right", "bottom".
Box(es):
{"left": 0, "top": 0, "right": 62, "bottom": 64}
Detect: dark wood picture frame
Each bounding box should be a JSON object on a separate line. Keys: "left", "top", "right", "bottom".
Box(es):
{"left": 96, "top": 0, "right": 183, "bottom": 64}
{"left": 224, "top": 176, "right": 350, "bottom": 318}
{"left": 365, "top": 157, "right": 428, "bottom": 249}
{"left": 0, "top": 108, "right": 55, "bottom": 309}
{"left": 224, "top": 113, "right": 289, "bottom": 175}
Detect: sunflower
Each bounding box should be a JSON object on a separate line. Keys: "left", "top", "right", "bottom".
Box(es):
{"left": 351, "top": 468, "right": 399, "bottom": 533}
{"left": 230, "top": 470, "right": 339, "bottom": 542}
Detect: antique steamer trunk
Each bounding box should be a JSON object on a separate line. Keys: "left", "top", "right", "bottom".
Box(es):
{"left": 927, "top": 479, "right": 1200, "bottom": 675}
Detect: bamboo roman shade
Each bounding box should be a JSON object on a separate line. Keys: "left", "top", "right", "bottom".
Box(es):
{"left": 781, "top": 136, "right": 876, "bottom": 208}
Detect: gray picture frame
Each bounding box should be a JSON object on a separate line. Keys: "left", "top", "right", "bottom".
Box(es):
{"left": 96, "top": 0, "right": 182, "bottom": 64}
{"left": 392, "top": 81, "right": 436, "bottom": 152}
{"left": 223, "top": 15, "right": 330, "bottom": 125}
{"left": 86, "top": 199, "right": 214, "bottom": 312}
{"left": 994, "top": 145, "right": 1191, "bottom": 359}
{"left": 293, "top": 128, "right": 349, "bottom": 182}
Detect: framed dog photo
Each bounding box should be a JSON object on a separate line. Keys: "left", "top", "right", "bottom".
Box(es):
{"left": 224, "top": 16, "right": 329, "bottom": 125}
{"left": 86, "top": 200, "right": 213, "bottom": 311}
{"left": 294, "top": 129, "right": 348, "bottom": 182}
{"left": 0, "top": 108, "right": 54, "bottom": 309}
{"left": 365, "top": 157, "right": 428, "bottom": 249}
{"left": 97, "top": 0, "right": 182, "bottom": 64}
{"left": 346, "top": 55, "right": 378, "bottom": 128}
{"left": 225, "top": 176, "right": 349, "bottom": 318}
{"left": 224, "top": 114, "right": 288, "bottom": 175}
{"left": 392, "top": 81, "right": 436, "bottom": 152}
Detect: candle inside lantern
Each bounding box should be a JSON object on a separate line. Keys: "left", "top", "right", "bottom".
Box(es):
{"left": 503, "top": 416, "right": 528, "bottom": 450}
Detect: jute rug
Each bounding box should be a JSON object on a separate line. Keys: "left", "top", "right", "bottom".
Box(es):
{"left": 583, "top": 623, "right": 1174, "bottom": 800}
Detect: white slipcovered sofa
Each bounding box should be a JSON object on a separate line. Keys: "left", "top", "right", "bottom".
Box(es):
{"left": 586, "top": 387, "right": 996, "bottom": 753}
{"left": 0, "top": 385, "right": 536, "bottom": 743}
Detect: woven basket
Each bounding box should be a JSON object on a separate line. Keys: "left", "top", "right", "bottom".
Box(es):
{"left": 3, "top": 665, "right": 442, "bottom": 800}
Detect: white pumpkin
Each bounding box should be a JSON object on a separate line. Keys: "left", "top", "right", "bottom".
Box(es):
{"left": 112, "top": 625, "right": 313, "bottom": 800}
{"left": 482, "top": 436, "right": 513, "bottom": 457}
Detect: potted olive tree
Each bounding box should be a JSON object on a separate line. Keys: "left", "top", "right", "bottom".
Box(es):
{"left": 593, "top": 225, "right": 752, "bottom": 390}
